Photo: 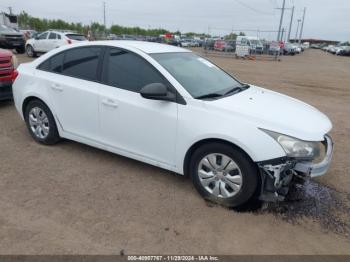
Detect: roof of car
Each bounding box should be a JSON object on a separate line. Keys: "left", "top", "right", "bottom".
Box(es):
{"left": 85, "top": 40, "right": 191, "bottom": 54}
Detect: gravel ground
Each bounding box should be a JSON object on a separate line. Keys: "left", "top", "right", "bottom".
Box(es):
{"left": 0, "top": 50, "right": 349, "bottom": 254}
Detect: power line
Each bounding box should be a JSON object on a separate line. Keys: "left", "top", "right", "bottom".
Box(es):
{"left": 233, "top": 0, "right": 274, "bottom": 15}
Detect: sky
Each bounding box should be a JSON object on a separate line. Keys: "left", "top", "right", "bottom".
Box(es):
{"left": 1, "top": 0, "right": 349, "bottom": 41}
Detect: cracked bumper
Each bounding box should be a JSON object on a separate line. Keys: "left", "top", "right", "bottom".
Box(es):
{"left": 294, "top": 135, "right": 334, "bottom": 178}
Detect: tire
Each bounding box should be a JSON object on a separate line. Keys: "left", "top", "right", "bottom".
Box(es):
{"left": 16, "top": 45, "right": 25, "bottom": 54}
{"left": 26, "top": 45, "right": 37, "bottom": 58}
{"left": 24, "top": 100, "right": 60, "bottom": 145}
{"left": 189, "top": 142, "right": 259, "bottom": 208}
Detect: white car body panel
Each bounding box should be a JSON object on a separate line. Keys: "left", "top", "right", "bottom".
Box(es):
{"left": 13, "top": 41, "right": 332, "bottom": 176}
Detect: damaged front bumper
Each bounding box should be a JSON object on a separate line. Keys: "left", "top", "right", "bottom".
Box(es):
{"left": 257, "top": 135, "right": 334, "bottom": 202}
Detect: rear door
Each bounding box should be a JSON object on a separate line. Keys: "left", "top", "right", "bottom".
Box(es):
{"left": 46, "top": 32, "right": 59, "bottom": 51}
{"left": 38, "top": 46, "right": 104, "bottom": 141}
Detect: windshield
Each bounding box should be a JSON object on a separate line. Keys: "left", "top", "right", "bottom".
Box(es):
{"left": 151, "top": 52, "right": 244, "bottom": 98}
{"left": 0, "top": 25, "right": 18, "bottom": 33}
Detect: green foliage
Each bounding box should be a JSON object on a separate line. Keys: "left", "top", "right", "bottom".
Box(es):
{"left": 110, "top": 25, "right": 167, "bottom": 37}
{"left": 18, "top": 11, "right": 170, "bottom": 37}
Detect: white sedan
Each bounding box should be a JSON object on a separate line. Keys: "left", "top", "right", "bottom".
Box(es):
{"left": 13, "top": 41, "right": 333, "bottom": 207}
{"left": 25, "top": 30, "right": 88, "bottom": 57}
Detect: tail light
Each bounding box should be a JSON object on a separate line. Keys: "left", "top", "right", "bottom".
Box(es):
{"left": 11, "top": 69, "right": 19, "bottom": 81}
{"left": 67, "top": 39, "right": 72, "bottom": 44}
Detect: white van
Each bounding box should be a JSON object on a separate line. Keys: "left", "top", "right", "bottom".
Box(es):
{"left": 236, "top": 36, "right": 264, "bottom": 54}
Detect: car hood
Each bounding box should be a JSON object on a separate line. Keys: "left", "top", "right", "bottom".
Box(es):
{"left": 206, "top": 85, "right": 332, "bottom": 141}
{"left": 0, "top": 31, "right": 23, "bottom": 37}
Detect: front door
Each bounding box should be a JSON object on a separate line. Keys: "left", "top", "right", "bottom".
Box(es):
{"left": 99, "top": 48, "right": 178, "bottom": 166}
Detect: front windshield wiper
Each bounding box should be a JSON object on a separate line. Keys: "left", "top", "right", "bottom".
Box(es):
{"left": 223, "top": 84, "right": 250, "bottom": 96}
{"left": 196, "top": 84, "right": 250, "bottom": 100}
{"left": 195, "top": 93, "right": 224, "bottom": 99}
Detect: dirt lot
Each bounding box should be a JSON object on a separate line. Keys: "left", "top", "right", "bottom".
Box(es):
{"left": 0, "top": 50, "right": 349, "bottom": 254}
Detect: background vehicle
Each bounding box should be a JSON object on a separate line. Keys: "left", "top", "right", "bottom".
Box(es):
{"left": 204, "top": 38, "right": 215, "bottom": 50}
{"left": 0, "top": 24, "right": 25, "bottom": 53}
{"left": 20, "top": 29, "right": 38, "bottom": 41}
{"left": 13, "top": 41, "right": 333, "bottom": 208}
{"left": 268, "top": 41, "right": 282, "bottom": 55}
{"left": 25, "top": 30, "right": 88, "bottom": 57}
{"left": 236, "top": 36, "right": 264, "bottom": 54}
{"left": 0, "top": 48, "right": 18, "bottom": 100}
{"left": 214, "top": 40, "right": 234, "bottom": 52}
{"left": 283, "top": 43, "right": 296, "bottom": 55}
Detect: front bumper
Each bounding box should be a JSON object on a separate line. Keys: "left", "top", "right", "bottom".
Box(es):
{"left": 258, "top": 135, "right": 334, "bottom": 202}
{"left": 294, "top": 135, "right": 334, "bottom": 177}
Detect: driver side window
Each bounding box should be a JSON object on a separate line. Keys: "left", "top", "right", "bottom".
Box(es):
{"left": 102, "top": 48, "right": 169, "bottom": 93}
{"left": 38, "top": 32, "right": 48, "bottom": 40}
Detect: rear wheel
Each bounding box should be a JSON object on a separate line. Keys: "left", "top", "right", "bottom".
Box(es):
{"left": 24, "top": 100, "right": 60, "bottom": 145}
{"left": 189, "top": 142, "right": 259, "bottom": 208}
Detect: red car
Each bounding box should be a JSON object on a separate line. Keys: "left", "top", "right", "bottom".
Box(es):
{"left": 0, "top": 48, "right": 18, "bottom": 100}
{"left": 214, "top": 40, "right": 234, "bottom": 52}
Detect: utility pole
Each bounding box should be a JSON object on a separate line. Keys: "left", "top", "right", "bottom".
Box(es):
{"left": 295, "top": 19, "right": 301, "bottom": 42}
{"left": 103, "top": 2, "right": 106, "bottom": 28}
{"left": 298, "top": 7, "right": 306, "bottom": 44}
{"left": 281, "top": 28, "right": 285, "bottom": 42}
{"left": 103, "top": 1, "right": 106, "bottom": 37}
{"left": 287, "top": 6, "right": 294, "bottom": 42}
{"left": 276, "top": 0, "right": 286, "bottom": 42}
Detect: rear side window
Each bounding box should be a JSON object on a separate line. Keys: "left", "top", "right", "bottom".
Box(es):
{"left": 62, "top": 47, "right": 102, "bottom": 81}
{"left": 48, "top": 33, "right": 57, "bottom": 39}
{"left": 102, "top": 48, "right": 167, "bottom": 92}
{"left": 37, "top": 53, "right": 64, "bottom": 73}
{"left": 66, "top": 34, "right": 87, "bottom": 41}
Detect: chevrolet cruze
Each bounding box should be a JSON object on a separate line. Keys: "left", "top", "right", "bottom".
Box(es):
{"left": 13, "top": 41, "right": 334, "bottom": 207}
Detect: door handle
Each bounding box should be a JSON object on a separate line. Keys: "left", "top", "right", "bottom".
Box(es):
{"left": 51, "top": 83, "right": 63, "bottom": 92}
{"left": 102, "top": 98, "right": 118, "bottom": 108}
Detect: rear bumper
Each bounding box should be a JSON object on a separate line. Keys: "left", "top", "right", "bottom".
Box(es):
{"left": 0, "top": 84, "right": 13, "bottom": 101}
{"left": 294, "top": 135, "right": 334, "bottom": 177}
{"left": 0, "top": 81, "right": 13, "bottom": 100}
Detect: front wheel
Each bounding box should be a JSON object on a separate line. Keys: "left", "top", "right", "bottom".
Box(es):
{"left": 189, "top": 143, "right": 259, "bottom": 208}
{"left": 26, "top": 45, "right": 37, "bottom": 57}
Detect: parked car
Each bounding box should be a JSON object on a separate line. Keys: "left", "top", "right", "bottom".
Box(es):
{"left": 20, "top": 29, "right": 38, "bottom": 41}
{"left": 13, "top": 41, "right": 334, "bottom": 207}
{"left": 283, "top": 43, "right": 296, "bottom": 55}
{"left": 268, "top": 41, "right": 282, "bottom": 55}
{"left": 25, "top": 30, "right": 88, "bottom": 57}
{"left": 204, "top": 39, "right": 215, "bottom": 51}
{"left": 0, "top": 24, "right": 25, "bottom": 54}
{"left": 337, "top": 46, "right": 350, "bottom": 56}
{"left": 0, "top": 48, "right": 18, "bottom": 100}
{"left": 214, "top": 40, "right": 234, "bottom": 52}
{"left": 236, "top": 36, "right": 264, "bottom": 54}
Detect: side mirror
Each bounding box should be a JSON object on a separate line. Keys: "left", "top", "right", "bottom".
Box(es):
{"left": 140, "top": 83, "right": 175, "bottom": 102}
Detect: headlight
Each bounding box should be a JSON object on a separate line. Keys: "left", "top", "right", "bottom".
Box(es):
{"left": 262, "top": 129, "right": 323, "bottom": 159}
